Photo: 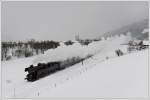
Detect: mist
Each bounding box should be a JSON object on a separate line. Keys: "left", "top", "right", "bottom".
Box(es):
{"left": 2, "top": 1, "right": 148, "bottom": 42}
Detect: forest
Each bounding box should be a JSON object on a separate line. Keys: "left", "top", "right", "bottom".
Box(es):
{"left": 1, "top": 40, "right": 60, "bottom": 61}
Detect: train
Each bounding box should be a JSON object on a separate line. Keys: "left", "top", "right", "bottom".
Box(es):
{"left": 25, "top": 57, "right": 85, "bottom": 82}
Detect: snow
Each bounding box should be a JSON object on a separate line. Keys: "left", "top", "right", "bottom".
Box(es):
{"left": 142, "top": 28, "right": 149, "bottom": 34}
{"left": 39, "top": 50, "right": 148, "bottom": 98}
{"left": 2, "top": 49, "right": 148, "bottom": 98}
{"left": 1, "top": 34, "right": 148, "bottom": 98}
{"left": 32, "top": 34, "right": 130, "bottom": 65}
{"left": 143, "top": 40, "right": 149, "bottom": 45}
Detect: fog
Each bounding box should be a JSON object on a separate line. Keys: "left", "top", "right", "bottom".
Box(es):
{"left": 2, "top": 1, "right": 148, "bottom": 42}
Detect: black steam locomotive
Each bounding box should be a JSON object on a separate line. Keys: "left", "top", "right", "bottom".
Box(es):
{"left": 25, "top": 57, "right": 84, "bottom": 82}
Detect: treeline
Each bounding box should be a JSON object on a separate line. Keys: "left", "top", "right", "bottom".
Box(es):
{"left": 1, "top": 40, "right": 60, "bottom": 61}
{"left": 1, "top": 36, "right": 106, "bottom": 61}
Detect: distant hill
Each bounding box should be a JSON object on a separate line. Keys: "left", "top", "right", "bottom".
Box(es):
{"left": 102, "top": 19, "right": 149, "bottom": 40}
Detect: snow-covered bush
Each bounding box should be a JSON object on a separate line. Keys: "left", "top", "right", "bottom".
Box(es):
{"left": 6, "top": 55, "right": 12, "bottom": 60}
{"left": 115, "top": 49, "right": 124, "bottom": 56}
{"left": 64, "top": 40, "right": 74, "bottom": 46}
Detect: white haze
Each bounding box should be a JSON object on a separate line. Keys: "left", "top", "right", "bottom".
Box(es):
{"left": 2, "top": 1, "right": 148, "bottom": 42}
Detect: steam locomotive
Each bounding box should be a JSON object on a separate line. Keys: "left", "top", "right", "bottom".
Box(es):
{"left": 25, "top": 57, "right": 84, "bottom": 82}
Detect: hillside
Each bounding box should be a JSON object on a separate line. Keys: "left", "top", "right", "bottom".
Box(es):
{"left": 2, "top": 49, "right": 148, "bottom": 98}
{"left": 39, "top": 50, "right": 148, "bottom": 98}
{"left": 2, "top": 34, "right": 148, "bottom": 98}
{"left": 102, "top": 19, "right": 149, "bottom": 40}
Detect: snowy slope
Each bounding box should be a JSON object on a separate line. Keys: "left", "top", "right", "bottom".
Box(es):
{"left": 39, "top": 50, "right": 148, "bottom": 98}
{"left": 2, "top": 49, "right": 148, "bottom": 98}
{"left": 1, "top": 34, "right": 148, "bottom": 98}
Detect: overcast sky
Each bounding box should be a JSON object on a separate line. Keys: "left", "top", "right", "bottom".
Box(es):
{"left": 2, "top": 1, "right": 148, "bottom": 42}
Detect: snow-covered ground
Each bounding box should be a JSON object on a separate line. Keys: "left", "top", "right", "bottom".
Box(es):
{"left": 40, "top": 50, "right": 148, "bottom": 98}
{"left": 1, "top": 35, "right": 148, "bottom": 98}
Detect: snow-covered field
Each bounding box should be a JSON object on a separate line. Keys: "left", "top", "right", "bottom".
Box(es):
{"left": 1, "top": 35, "right": 149, "bottom": 98}
{"left": 41, "top": 50, "right": 148, "bottom": 98}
